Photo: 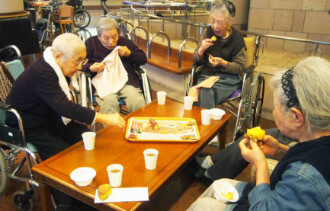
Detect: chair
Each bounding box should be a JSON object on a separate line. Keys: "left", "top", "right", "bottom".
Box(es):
{"left": 53, "top": 5, "right": 75, "bottom": 33}
{"left": 187, "top": 36, "right": 265, "bottom": 142}
{"left": 0, "top": 45, "right": 39, "bottom": 210}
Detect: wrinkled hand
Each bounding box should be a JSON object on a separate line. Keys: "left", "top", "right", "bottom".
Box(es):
{"left": 208, "top": 55, "right": 226, "bottom": 67}
{"left": 239, "top": 138, "right": 266, "bottom": 166}
{"left": 90, "top": 62, "right": 105, "bottom": 73}
{"left": 118, "top": 46, "right": 131, "bottom": 57}
{"left": 198, "top": 38, "right": 214, "bottom": 56}
{"left": 258, "top": 135, "right": 281, "bottom": 156}
{"left": 104, "top": 113, "right": 126, "bottom": 129}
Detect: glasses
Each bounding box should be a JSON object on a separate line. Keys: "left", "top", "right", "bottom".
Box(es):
{"left": 72, "top": 58, "right": 88, "bottom": 66}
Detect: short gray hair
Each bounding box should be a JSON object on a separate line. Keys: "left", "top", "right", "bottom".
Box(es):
{"left": 270, "top": 57, "right": 330, "bottom": 133}
{"left": 96, "top": 18, "right": 119, "bottom": 36}
{"left": 51, "top": 33, "right": 86, "bottom": 60}
{"left": 210, "top": 1, "right": 235, "bottom": 23}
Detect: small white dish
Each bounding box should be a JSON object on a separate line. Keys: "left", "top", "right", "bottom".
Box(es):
{"left": 70, "top": 167, "right": 96, "bottom": 186}
{"left": 213, "top": 179, "right": 239, "bottom": 203}
{"left": 210, "top": 108, "right": 226, "bottom": 120}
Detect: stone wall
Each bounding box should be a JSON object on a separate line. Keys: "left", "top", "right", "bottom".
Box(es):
{"left": 248, "top": 0, "right": 330, "bottom": 54}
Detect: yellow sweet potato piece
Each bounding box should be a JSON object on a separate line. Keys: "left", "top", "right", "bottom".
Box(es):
{"left": 211, "top": 36, "right": 217, "bottom": 42}
{"left": 246, "top": 126, "right": 265, "bottom": 141}
{"left": 98, "top": 184, "right": 112, "bottom": 200}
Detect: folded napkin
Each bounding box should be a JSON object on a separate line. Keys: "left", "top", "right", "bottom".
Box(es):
{"left": 92, "top": 46, "right": 128, "bottom": 98}
{"left": 188, "top": 76, "right": 220, "bottom": 102}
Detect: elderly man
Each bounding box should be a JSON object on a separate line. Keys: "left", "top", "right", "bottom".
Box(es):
{"left": 188, "top": 57, "right": 330, "bottom": 210}
{"left": 6, "top": 33, "right": 125, "bottom": 209}
{"left": 82, "top": 18, "right": 147, "bottom": 114}
{"left": 192, "top": 0, "right": 245, "bottom": 109}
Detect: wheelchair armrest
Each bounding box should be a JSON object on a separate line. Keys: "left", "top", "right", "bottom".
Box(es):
{"left": 244, "top": 65, "right": 256, "bottom": 78}
{"left": 133, "top": 64, "right": 145, "bottom": 74}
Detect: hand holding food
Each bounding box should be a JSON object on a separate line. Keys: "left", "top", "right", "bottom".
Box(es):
{"left": 98, "top": 184, "right": 112, "bottom": 200}
{"left": 245, "top": 126, "right": 265, "bottom": 142}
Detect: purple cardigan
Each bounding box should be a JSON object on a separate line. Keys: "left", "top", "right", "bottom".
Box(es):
{"left": 82, "top": 36, "right": 147, "bottom": 89}
{"left": 7, "top": 57, "right": 96, "bottom": 125}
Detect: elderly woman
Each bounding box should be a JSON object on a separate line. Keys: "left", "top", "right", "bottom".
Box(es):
{"left": 188, "top": 57, "right": 330, "bottom": 210}
{"left": 82, "top": 18, "right": 147, "bottom": 114}
{"left": 6, "top": 33, "right": 125, "bottom": 209}
{"left": 192, "top": 0, "right": 245, "bottom": 109}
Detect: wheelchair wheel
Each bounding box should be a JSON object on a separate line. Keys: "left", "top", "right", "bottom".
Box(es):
{"left": 13, "top": 190, "right": 34, "bottom": 211}
{"left": 75, "top": 28, "right": 92, "bottom": 42}
{"left": 252, "top": 76, "right": 265, "bottom": 126}
{"left": 0, "top": 149, "right": 8, "bottom": 195}
{"left": 73, "top": 9, "right": 91, "bottom": 29}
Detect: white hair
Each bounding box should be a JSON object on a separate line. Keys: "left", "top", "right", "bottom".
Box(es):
{"left": 96, "top": 18, "right": 119, "bottom": 36}
{"left": 270, "top": 57, "right": 330, "bottom": 133}
{"left": 210, "top": 1, "right": 235, "bottom": 23}
{"left": 51, "top": 33, "right": 86, "bottom": 60}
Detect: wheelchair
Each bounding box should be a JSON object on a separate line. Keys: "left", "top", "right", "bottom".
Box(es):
{"left": 0, "top": 46, "right": 39, "bottom": 211}
{"left": 81, "top": 65, "right": 153, "bottom": 116}
{"left": 36, "top": 6, "right": 53, "bottom": 50}
{"left": 67, "top": 0, "right": 91, "bottom": 29}
{"left": 187, "top": 36, "right": 265, "bottom": 142}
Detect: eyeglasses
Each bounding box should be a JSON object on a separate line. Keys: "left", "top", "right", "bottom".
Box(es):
{"left": 72, "top": 58, "right": 88, "bottom": 66}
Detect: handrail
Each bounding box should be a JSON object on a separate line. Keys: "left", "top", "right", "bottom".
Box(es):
{"left": 129, "top": 26, "right": 149, "bottom": 55}
{"left": 148, "top": 31, "right": 171, "bottom": 58}
{"left": 178, "top": 37, "right": 198, "bottom": 68}
{"left": 128, "top": 5, "right": 330, "bottom": 56}
{"left": 119, "top": 21, "right": 134, "bottom": 36}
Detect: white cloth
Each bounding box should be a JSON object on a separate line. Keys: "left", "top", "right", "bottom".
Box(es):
{"left": 43, "top": 47, "right": 75, "bottom": 125}
{"left": 92, "top": 46, "right": 128, "bottom": 98}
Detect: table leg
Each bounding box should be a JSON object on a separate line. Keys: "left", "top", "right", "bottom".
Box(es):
{"left": 38, "top": 182, "right": 54, "bottom": 211}
{"left": 218, "top": 121, "right": 228, "bottom": 150}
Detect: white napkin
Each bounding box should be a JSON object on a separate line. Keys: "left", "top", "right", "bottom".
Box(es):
{"left": 92, "top": 46, "right": 128, "bottom": 98}
{"left": 94, "top": 187, "right": 149, "bottom": 203}
{"left": 43, "top": 47, "right": 75, "bottom": 125}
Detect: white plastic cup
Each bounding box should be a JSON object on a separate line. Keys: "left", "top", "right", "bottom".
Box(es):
{"left": 107, "top": 164, "right": 123, "bottom": 187}
{"left": 184, "top": 96, "right": 194, "bottom": 110}
{"left": 143, "top": 149, "right": 159, "bottom": 170}
{"left": 157, "top": 91, "right": 167, "bottom": 105}
{"left": 201, "top": 109, "right": 211, "bottom": 125}
{"left": 82, "top": 132, "right": 96, "bottom": 150}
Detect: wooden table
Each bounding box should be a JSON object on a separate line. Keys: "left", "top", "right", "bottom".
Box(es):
{"left": 33, "top": 99, "right": 231, "bottom": 210}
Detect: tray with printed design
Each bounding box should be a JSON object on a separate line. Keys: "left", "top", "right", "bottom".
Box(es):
{"left": 125, "top": 117, "right": 200, "bottom": 142}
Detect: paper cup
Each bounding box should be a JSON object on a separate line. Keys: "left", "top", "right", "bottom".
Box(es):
{"left": 157, "top": 91, "right": 167, "bottom": 105}
{"left": 82, "top": 132, "right": 96, "bottom": 150}
{"left": 201, "top": 109, "right": 211, "bottom": 125}
{"left": 107, "top": 164, "right": 123, "bottom": 187}
{"left": 143, "top": 149, "right": 159, "bottom": 170}
{"left": 184, "top": 96, "right": 194, "bottom": 110}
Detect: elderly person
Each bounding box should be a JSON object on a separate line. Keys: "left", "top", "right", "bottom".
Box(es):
{"left": 7, "top": 33, "right": 125, "bottom": 160}
{"left": 188, "top": 57, "right": 330, "bottom": 210}
{"left": 192, "top": 0, "right": 245, "bottom": 109}
{"left": 82, "top": 18, "right": 147, "bottom": 114}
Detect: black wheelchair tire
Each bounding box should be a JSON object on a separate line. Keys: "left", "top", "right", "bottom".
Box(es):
{"left": 252, "top": 76, "right": 265, "bottom": 127}
{"left": 73, "top": 9, "right": 91, "bottom": 29}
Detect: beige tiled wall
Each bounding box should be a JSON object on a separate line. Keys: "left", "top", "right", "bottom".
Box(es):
{"left": 248, "top": 0, "right": 330, "bottom": 53}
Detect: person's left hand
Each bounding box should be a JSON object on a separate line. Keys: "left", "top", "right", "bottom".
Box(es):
{"left": 118, "top": 46, "right": 131, "bottom": 57}
{"left": 239, "top": 138, "right": 266, "bottom": 167}
{"left": 208, "top": 55, "right": 227, "bottom": 67}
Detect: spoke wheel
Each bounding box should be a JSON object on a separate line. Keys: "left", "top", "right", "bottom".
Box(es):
{"left": 73, "top": 9, "right": 91, "bottom": 29}
{"left": 252, "top": 76, "right": 265, "bottom": 127}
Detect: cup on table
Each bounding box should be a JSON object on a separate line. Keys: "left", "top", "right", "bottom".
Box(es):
{"left": 201, "top": 109, "right": 211, "bottom": 125}
{"left": 82, "top": 132, "right": 96, "bottom": 150}
{"left": 184, "top": 96, "right": 194, "bottom": 110}
{"left": 157, "top": 91, "right": 167, "bottom": 105}
{"left": 143, "top": 149, "right": 159, "bottom": 170}
{"left": 107, "top": 164, "right": 123, "bottom": 187}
